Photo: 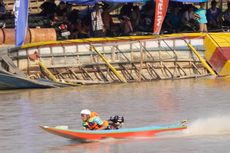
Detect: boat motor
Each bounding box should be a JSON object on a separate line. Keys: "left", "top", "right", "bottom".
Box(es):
{"left": 108, "top": 115, "right": 124, "bottom": 129}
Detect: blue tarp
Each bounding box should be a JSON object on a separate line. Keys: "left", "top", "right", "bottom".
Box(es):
{"left": 61, "top": 0, "right": 99, "bottom": 5}
{"left": 61, "top": 0, "right": 207, "bottom": 5}
{"left": 61, "top": 0, "right": 145, "bottom": 5}
{"left": 171, "top": 0, "right": 208, "bottom": 2}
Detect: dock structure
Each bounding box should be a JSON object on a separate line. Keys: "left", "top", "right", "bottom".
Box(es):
{"left": 187, "top": 43, "right": 216, "bottom": 75}
{"left": 204, "top": 33, "right": 230, "bottom": 76}
{"left": 0, "top": 34, "right": 211, "bottom": 89}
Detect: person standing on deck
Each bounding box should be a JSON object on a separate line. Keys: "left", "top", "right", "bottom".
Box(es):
{"left": 194, "top": 2, "right": 208, "bottom": 32}
{"left": 91, "top": 3, "right": 105, "bottom": 37}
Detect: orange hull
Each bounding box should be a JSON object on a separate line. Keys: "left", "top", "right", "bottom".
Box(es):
{"left": 40, "top": 121, "right": 187, "bottom": 142}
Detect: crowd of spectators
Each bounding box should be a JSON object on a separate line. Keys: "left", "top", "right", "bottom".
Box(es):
{"left": 0, "top": 0, "right": 230, "bottom": 39}
{"left": 163, "top": 1, "right": 230, "bottom": 33}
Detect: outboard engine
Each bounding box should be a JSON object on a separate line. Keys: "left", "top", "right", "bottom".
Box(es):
{"left": 108, "top": 115, "right": 124, "bottom": 129}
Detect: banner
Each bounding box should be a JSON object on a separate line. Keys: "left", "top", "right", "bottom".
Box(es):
{"left": 154, "top": 0, "right": 169, "bottom": 34}
{"left": 15, "top": 0, "right": 29, "bottom": 46}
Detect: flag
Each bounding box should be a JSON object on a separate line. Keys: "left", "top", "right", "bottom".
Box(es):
{"left": 15, "top": 0, "right": 29, "bottom": 46}
{"left": 154, "top": 0, "right": 169, "bottom": 34}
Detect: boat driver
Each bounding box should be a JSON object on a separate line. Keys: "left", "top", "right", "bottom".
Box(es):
{"left": 80, "top": 109, "right": 109, "bottom": 130}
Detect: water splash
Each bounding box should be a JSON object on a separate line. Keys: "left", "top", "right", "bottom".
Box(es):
{"left": 184, "top": 115, "right": 230, "bottom": 136}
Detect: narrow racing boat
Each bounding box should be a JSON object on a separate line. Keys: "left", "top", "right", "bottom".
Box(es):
{"left": 40, "top": 120, "right": 187, "bottom": 142}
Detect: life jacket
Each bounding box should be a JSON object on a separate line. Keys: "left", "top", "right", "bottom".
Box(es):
{"left": 84, "top": 112, "right": 109, "bottom": 130}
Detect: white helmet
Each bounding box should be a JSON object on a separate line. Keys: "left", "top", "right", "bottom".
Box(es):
{"left": 80, "top": 109, "right": 91, "bottom": 115}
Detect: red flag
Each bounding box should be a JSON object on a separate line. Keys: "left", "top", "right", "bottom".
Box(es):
{"left": 154, "top": 0, "right": 169, "bottom": 34}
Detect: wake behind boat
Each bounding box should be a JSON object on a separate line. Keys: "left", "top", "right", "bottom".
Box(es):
{"left": 40, "top": 120, "right": 187, "bottom": 142}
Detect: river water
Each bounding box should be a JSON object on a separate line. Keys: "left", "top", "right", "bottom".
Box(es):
{"left": 1, "top": 78, "right": 230, "bottom": 153}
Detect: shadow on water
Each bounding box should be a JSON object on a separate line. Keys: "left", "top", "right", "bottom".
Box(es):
{"left": 48, "top": 137, "right": 163, "bottom": 153}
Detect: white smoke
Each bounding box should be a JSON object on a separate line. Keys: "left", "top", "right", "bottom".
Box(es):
{"left": 184, "top": 115, "right": 230, "bottom": 136}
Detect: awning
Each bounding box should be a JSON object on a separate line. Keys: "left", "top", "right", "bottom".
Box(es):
{"left": 171, "top": 0, "right": 208, "bottom": 2}
{"left": 61, "top": 0, "right": 99, "bottom": 5}
{"left": 61, "top": 0, "right": 207, "bottom": 5}
{"left": 61, "top": 0, "right": 146, "bottom": 5}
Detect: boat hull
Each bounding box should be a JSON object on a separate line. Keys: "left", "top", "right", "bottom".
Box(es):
{"left": 40, "top": 121, "right": 187, "bottom": 142}
{"left": 0, "top": 71, "right": 55, "bottom": 89}
{"left": 0, "top": 34, "right": 210, "bottom": 89}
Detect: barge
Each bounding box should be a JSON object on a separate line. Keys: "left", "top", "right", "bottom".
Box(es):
{"left": 0, "top": 33, "right": 211, "bottom": 89}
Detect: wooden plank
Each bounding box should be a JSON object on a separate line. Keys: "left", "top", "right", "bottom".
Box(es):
{"left": 191, "top": 62, "right": 202, "bottom": 75}
{"left": 146, "top": 63, "right": 157, "bottom": 79}
{"left": 68, "top": 68, "right": 79, "bottom": 79}
{"left": 81, "top": 67, "right": 93, "bottom": 80}
{"left": 176, "top": 63, "right": 187, "bottom": 76}
{"left": 162, "top": 63, "right": 174, "bottom": 78}
{"left": 107, "top": 69, "right": 117, "bottom": 81}
{"left": 93, "top": 66, "right": 103, "bottom": 81}
{"left": 132, "top": 63, "right": 147, "bottom": 80}
{"left": 146, "top": 63, "right": 162, "bottom": 79}
{"left": 119, "top": 64, "right": 135, "bottom": 80}
{"left": 98, "top": 68, "right": 109, "bottom": 82}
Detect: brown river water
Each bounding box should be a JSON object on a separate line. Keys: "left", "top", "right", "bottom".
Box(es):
{"left": 0, "top": 78, "right": 230, "bottom": 153}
